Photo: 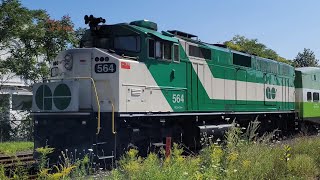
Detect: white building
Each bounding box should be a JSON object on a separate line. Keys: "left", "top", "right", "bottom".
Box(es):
{"left": 0, "top": 73, "right": 32, "bottom": 122}
{"left": 0, "top": 41, "right": 33, "bottom": 128}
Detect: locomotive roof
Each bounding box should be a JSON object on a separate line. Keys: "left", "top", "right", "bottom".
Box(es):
{"left": 97, "top": 21, "right": 294, "bottom": 72}
{"left": 167, "top": 30, "right": 197, "bottom": 39}
{"left": 128, "top": 24, "right": 179, "bottom": 43}
{"left": 295, "top": 67, "right": 320, "bottom": 74}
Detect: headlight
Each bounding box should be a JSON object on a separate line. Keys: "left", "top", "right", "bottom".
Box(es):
{"left": 64, "top": 54, "right": 73, "bottom": 70}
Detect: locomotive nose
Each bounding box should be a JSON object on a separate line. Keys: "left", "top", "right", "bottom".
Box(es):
{"left": 33, "top": 113, "right": 97, "bottom": 164}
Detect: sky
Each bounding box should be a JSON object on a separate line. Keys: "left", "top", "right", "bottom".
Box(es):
{"left": 21, "top": 0, "right": 320, "bottom": 60}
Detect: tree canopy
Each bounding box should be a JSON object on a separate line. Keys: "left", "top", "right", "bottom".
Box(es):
{"left": 0, "top": 0, "right": 80, "bottom": 81}
{"left": 224, "top": 35, "right": 290, "bottom": 64}
{"left": 293, "top": 48, "right": 318, "bottom": 67}
{"left": 0, "top": 0, "right": 85, "bottom": 141}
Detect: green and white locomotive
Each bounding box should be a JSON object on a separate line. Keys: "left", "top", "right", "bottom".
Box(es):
{"left": 32, "top": 15, "right": 318, "bottom": 164}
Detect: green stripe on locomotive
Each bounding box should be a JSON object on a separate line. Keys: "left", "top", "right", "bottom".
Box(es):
{"left": 295, "top": 67, "right": 320, "bottom": 122}
{"left": 89, "top": 21, "right": 295, "bottom": 113}
{"left": 125, "top": 22, "right": 295, "bottom": 113}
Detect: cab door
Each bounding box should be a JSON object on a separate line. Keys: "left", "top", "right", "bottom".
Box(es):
{"left": 74, "top": 52, "right": 92, "bottom": 109}
{"left": 190, "top": 62, "right": 200, "bottom": 110}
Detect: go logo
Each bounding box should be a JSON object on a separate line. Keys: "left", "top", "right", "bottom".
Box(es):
{"left": 35, "top": 84, "right": 72, "bottom": 110}
{"left": 265, "top": 87, "right": 276, "bottom": 99}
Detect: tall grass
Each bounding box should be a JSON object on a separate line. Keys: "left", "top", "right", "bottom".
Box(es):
{"left": 108, "top": 123, "right": 320, "bottom": 180}
{"left": 109, "top": 145, "right": 202, "bottom": 180}
{"left": 0, "top": 145, "right": 94, "bottom": 180}
{"left": 36, "top": 146, "right": 93, "bottom": 180}
{"left": 0, "top": 125, "right": 320, "bottom": 179}
{"left": 0, "top": 141, "right": 33, "bottom": 155}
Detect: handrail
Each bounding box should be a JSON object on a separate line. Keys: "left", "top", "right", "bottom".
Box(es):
{"left": 111, "top": 100, "right": 116, "bottom": 134}
{"left": 105, "top": 81, "right": 116, "bottom": 134}
{"left": 48, "top": 77, "right": 101, "bottom": 135}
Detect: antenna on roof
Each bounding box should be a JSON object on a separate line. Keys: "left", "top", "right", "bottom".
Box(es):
{"left": 84, "top": 15, "right": 106, "bottom": 30}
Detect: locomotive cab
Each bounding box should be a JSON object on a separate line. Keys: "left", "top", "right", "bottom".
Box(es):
{"left": 32, "top": 16, "right": 173, "bottom": 164}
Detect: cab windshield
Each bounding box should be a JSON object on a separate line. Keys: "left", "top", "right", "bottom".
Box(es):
{"left": 114, "top": 36, "right": 140, "bottom": 52}
{"left": 80, "top": 30, "right": 140, "bottom": 53}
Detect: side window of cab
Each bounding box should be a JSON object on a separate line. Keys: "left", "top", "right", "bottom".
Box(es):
{"left": 148, "top": 38, "right": 179, "bottom": 63}
{"left": 173, "top": 44, "right": 180, "bottom": 63}
{"left": 148, "top": 39, "right": 155, "bottom": 58}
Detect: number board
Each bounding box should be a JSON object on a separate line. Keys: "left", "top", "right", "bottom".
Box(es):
{"left": 170, "top": 91, "right": 186, "bottom": 111}
{"left": 95, "top": 63, "right": 116, "bottom": 73}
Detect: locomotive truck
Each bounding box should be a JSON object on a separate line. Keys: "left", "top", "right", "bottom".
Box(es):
{"left": 32, "top": 15, "right": 319, "bottom": 164}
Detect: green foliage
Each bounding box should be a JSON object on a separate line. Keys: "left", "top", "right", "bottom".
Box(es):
{"left": 36, "top": 146, "right": 54, "bottom": 170}
{"left": 109, "top": 129, "right": 320, "bottom": 180}
{"left": 0, "top": 136, "right": 320, "bottom": 179}
{"left": 0, "top": 165, "right": 8, "bottom": 180}
{"left": 293, "top": 48, "right": 319, "bottom": 67}
{"left": 0, "top": 97, "right": 33, "bottom": 142}
{"left": 0, "top": 0, "right": 80, "bottom": 143}
{"left": 242, "top": 120, "right": 260, "bottom": 143}
{"left": 0, "top": 144, "right": 93, "bottom": 179}
{"left": 11, "top": 163, "right": 29, "bottom": 180}
{"left": 14, "top": 115, "right": 34, "bottom": 141}
{"left": 224, "top": 35, "right": 291, "bottom": 64}
{"left": 287, "top": 154, "right": 318, "bottom": 178}
{"left": 290, "top": 136, "right": 320, "bottom": 166}
{"left": 0, "top": 141, "right": 33, "bottom": 155}
{"left": 36, "top": 146, "right": 93, "bottom": 180}
{"left": 0, "top": 95, "right": 11, "bottom": 141}
{"left": 109, "top": 144, "right": 201, "bottom": 180}
{"left": 225, "top": 123, "right": 242, "bottom": 151}
{"left": 0, "top": 0, "right": 79, "bottom": 82}
{"left": 70, "top": 155, "right": 91, "bottom": 179}
{"left": 199, "top": 144, "right": 225, "bottom": 179}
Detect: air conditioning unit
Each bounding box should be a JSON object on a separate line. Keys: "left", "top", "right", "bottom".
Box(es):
{"left": 32, "top": 80, "right": 79, "bottom": 112}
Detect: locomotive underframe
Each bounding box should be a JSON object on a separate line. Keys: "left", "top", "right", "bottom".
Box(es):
{"left": 33, "top": 111, "right": 297, "bottom": 166}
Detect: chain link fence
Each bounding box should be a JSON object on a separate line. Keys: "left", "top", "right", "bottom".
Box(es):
{"left": 0, "top": 93, "right": 33, "bottom": 142}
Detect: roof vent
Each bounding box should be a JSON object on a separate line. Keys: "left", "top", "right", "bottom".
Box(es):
{"left": 130, "top": 20, "right": 158, "bottom": 31}
{"left": 167, "top": 30, "right": 197, "bottom": 39}
{"left": 212, "top": 44, "right": 227, "bottom": 48}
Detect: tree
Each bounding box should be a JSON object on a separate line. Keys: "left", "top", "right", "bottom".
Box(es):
{"left": 0, "top": 95, "right": 11, "bottom": 141}
{"left": 293, "top": 48, "right": 318, "bottom": 67}
{"left": 224, "top": 35, "right": 290, "bottom": 64}
{"left": 0, "top": 0, "right": 79, "bottom": 81}
{"left": 0, "top": 0, "right": 80, "bottom": 141}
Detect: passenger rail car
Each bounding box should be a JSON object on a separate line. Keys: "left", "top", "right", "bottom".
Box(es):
{"left": 295, "top": 67, "right": 320, "bottom": 127}
{"left": 32, "top": 16, "right": 314, "bottom": 164}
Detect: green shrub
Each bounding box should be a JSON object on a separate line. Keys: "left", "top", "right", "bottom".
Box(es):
{"left": 109, "top": 144, "right": 201, "bottom": 180}
{"left": 107, "top": 125, "right": 320, "bottom": 180}
{"left": 288, "top": 154, "right": 319, "bottom": 179}
{"left": 290, "top": 137, "right": 320, "bottom": 167}
{"left": 0, "top": 165, "right": 8, "bottom": 180}
{"left": 199, "top": 144, "right": 224, "bottom": 179}
{"left": 226, "top": 143, "right": 288, "bottom": 180}
{"left": 2, "top": 131, "right": 320, "bottom": 179}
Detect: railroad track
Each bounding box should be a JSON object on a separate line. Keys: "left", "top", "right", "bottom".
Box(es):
{"left": 0, "top": 151, "right": 35, "bottom": 167}
{"left": 0, "top": 151, "right": 37, "bottom": 179}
